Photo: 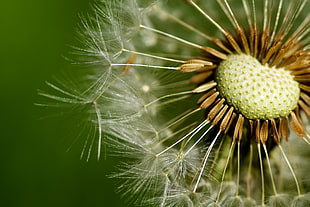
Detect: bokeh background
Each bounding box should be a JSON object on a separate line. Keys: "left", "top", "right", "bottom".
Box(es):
{"left": 0, "top": 0, "right": 126, "bottom": 206}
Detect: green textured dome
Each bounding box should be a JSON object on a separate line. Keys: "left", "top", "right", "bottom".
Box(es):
{"left": 215, "top": 54, "right": 300, "bottom": 120}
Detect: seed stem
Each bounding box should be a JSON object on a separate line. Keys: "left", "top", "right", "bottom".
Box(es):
{"left": 193, "top": 131, "right": 221, "bottom": 193}
{"left": 156, "top": 120, "right": 209, "bottom": 156}
{"left": 246, "top": 143, "right": 253, "bottom": 199}
{"left": 262, "top": 144, "right": 278, "bottom": 196}
{"left": 122, "top": 48, "right": 185, "bottom": 63}
{"left": 216, "top": 141, "right": 236, "bottom": 203}
{"left": 140, "top": 24, "right": 203, "bottom": 49}
{"left": 236, "top": 141, "right": 241, "bottom": 196}
{"left": 111, "top": 63, "right": 178, "bottom": 70}
{"left": 188, "top": 0, "right": 227, "bottom": 35}
{"left": 278, "top": 144, "right": 301, "bottom": 196}
{"left": 258, "top": 143, "right": 265, "bottom": 206}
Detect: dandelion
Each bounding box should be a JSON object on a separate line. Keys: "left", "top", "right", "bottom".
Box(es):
{"left": 40, "top": 0, "right": 310, "bottom": 206}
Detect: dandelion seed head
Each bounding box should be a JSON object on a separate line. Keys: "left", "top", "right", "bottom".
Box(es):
{"left": 216, "top": 54, "right": 300, "bottom": 120}
{"left": 222, "top": 196, "right": 244, "bottom": 207}
{"left": 291, "top": 193, "right": 310, "bottom": 207}
{"left": 42, "top": 0, "right": 310, "bottom": 206}
{"left": 268, "top": 194, "right": 292, "bottom": 207}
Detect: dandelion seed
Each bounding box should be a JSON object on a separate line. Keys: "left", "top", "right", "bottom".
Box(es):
{"left": 42, "top": 0, "right": 310, "bottom": 206}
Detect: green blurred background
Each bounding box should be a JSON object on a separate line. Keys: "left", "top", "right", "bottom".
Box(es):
{"left": 0, "top": 0, "right": 126, "bottom": 206}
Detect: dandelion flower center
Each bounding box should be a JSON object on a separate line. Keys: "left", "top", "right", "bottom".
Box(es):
{"left": 215, "top": 54, "right": 300, "bottom": 120}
